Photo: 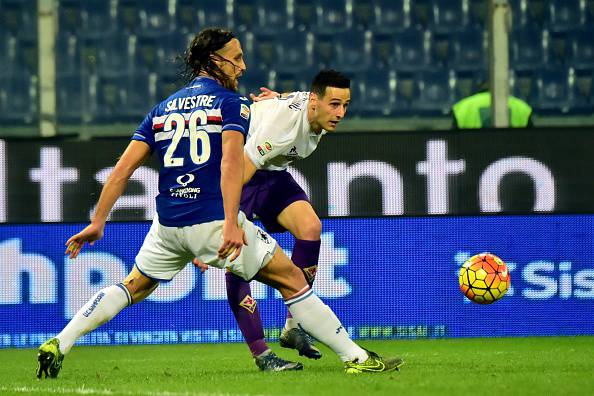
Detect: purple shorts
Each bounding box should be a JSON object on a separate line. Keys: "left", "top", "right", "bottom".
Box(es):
{"left": 240, "top": 169, "right": 310, "bottom": 233}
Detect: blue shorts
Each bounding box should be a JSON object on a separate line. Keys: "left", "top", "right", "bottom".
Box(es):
{"left": 240, "top": 170, "right": 310, "bottom": 234}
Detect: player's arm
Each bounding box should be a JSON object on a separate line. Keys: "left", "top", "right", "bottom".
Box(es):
{"left": 92, "top": 140, "right": 150, "bottom": 224}
{"left": 219, "top": 130, "right": 248, "bottom": 262}
{"left": 66, "top": 140, "right": 150, "bottom": 258}
{"left": 242, "top": 151, "right": 258, "bottom": 185}
{"left": 196, "top": 148, "right": 253, "bottom": 268}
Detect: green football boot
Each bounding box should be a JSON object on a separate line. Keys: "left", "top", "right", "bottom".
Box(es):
{"left": 36, "top": 338, "right": 65, "bottom": 379}
{"left": 344, "top": 349, "right": 403, "bottom": 374}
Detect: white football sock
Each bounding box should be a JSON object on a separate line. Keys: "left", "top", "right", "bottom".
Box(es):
{"left": 283, "top": 317, "right": 298, "bottom": 331}
{"left": 56, "top": 284, "right": 131, "bottom": 354}
{"left": 285, "top": 288, "right": 368, "bottom": 362}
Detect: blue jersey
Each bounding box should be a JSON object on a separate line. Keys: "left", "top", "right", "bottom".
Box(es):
{"left": 133, "top": 77, "right": 250, "bottom": 227}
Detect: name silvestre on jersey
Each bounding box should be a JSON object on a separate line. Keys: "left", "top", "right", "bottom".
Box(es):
{"left": 164, "top": 95, "right": 218, "bottom": 112}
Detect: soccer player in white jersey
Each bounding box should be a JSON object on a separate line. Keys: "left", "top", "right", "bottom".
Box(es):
{"left": 35, "top": 29, "right": 402, "bottom": 379}
{"left": 209, "top": 70, "right": 356, "bottom": 370}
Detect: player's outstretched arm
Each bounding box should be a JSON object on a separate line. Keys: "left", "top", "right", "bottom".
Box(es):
{"left": 65, "top": 140, "right": 151, "bottom": 259}
{"left": 220, "top": 130, "right": 248, "bottom": 262}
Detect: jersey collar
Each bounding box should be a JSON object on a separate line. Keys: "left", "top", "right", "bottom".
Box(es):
{"left": 189, "top": 76, "right": 219, "bottom": 88}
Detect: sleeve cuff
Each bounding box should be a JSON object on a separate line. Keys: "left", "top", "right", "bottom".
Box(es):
{"left": 132, "top": 132, "right": 146, "bottom": 141}
{"left": 222, "top": 123, "right": 247, "bottom": 134}
{"left": 245, "top": 147, "right": 264, "bottom": 170}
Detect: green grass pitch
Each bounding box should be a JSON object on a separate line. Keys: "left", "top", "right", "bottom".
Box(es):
{"left": 1, "top": 337, "right": 592, "bottom": 396}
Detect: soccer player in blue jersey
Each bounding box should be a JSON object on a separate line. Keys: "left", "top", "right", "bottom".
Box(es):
{"left": 36, "top": 28, "right": 402, "bottom": 379}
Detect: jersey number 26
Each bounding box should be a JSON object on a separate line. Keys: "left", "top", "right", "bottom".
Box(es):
{"left": 163, "top": 110, "right": 211, "bottom": 167}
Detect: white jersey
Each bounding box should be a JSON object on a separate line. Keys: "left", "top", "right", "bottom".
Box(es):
{"left": 244, "top": 91, "right": 326, "bottom": 171}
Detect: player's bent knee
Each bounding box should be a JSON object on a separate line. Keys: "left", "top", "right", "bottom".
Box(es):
{"left": 128, "top": 282, "right": 158, "bottom": 304}
{"left": 308, "top": 219, "right": 323, "bottom": 239}
{"left": 296, "top": 218, "right": 322, "bottom": 240}
{"left": 122, "top": 267, "right": 159, "bottom": 304}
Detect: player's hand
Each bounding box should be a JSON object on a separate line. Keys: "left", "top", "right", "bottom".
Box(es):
{"left": 250, "top": 87, "right": 279, "bottom": 102}
{"left": 65, "top": 222, "right": 105, "bottom": 259}
{"left": 218, "top": 221, "right": 248, "bottom": 262}
{"left": 192, "top": 258, "right": 209, "bottom": 273}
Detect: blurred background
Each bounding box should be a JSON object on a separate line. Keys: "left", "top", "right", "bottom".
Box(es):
{"left": 0, "top": 0, "right": 593, "bottom": 137}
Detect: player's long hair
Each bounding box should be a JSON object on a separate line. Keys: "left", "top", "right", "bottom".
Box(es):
{"left": 183, "top": 28, "right": 236, "bottom": 90}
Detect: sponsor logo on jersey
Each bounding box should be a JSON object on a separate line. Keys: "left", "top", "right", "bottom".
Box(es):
{"left": 286, "top": 146, "right": 299, "bottom": 158}
{"left": 169, "top": 173, "right": 201, "bottom": 199}
{"left": 240, "top": 104, "right": 250, "bottom": 119}
{"left": 257, "top": 145, "right": 265, "bottom": 156}
{"left": 240, "top": 294, "right": 257, "bottom": 313}
{"left": 176, "top": 173, "right": 195, "bottom": 187}
{"left": 264, "top": 141, "right": 273, "bottom": 151}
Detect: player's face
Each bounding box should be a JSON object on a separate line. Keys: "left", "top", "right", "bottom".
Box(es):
{"left": 312, "top": 87, "right": 351, "bottom": 132}
{"left": 213, "top": 38, "right": 246, "bottom": 91}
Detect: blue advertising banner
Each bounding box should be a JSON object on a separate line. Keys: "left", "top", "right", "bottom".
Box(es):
{"left": 1, "top": 214, "right": 593, "bottom": 348}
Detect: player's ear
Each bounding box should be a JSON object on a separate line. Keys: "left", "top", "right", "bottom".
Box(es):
{"left": 309, "top": 92, "right": 318, "bottom": 106}
{"left": 210, "top": 54, "right": 221, "bottom": 69}
{"left": 211, "top": 52, "right": 227, "bottom": 68}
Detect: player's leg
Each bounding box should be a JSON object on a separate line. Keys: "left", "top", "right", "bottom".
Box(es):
{"left": 277, "top": 200, "right": 322, "bottom": 286}
{"left": 222, "top": 172, "right": 302, "bottom": 370}
{"left": 258, "top": 172, "right": 322, "bottom": 288}
{"left": 37, "top": 218, "right": 188, "bottom": 379}
{"left": 225, "top": 270, "right": 302, "bottom": 371}
{"left": 225, "top": 271, "right": 267, "bottom": 356}
{"left": 276, "top": 200, "right": 323, "bottom": 358}
{"left": 37, "top": 267, "right": 158, "bottom": 379}
{"left": 56, "top": 266, "right": 157, "bottom": 353}
{"left": 253, "top": 248, "right": 403, "bottom": 373}
{"left": 248, "top": 171, "right": 322, "bottom": 358}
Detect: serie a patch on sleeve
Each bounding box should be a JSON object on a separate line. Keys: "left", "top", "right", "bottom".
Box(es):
{"left": 257, "top": 141, "right": 273, "bottom": 156}
{"left": 240, "top": 104, "right": 250, "bottom": 119}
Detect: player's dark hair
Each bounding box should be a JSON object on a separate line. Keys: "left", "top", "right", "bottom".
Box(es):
{"left": 310, "top": 69, "right": 350, "bottom": 98}
{"left": 183, "top": 28, "right": 236, "bottom": 89}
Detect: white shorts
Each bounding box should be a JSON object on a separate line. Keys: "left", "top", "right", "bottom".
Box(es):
{"left": 135, "top": 212, "right": 277, "bottom": 281}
